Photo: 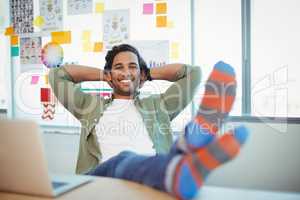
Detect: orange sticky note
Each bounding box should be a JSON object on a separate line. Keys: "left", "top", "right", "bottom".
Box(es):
{"left": 5, "top": 26, "right": 15, "bottom": 36}
{"left": 94, "top": 42, "right": 103, "bottom": 52}
{"left": 156, "top": 2, "right": 167, "bottom": 14}
{"left": 51, "top": 31, "right": 71, "bottom": 44}
{"left": 156, "top": 16, "right": 167, "bottom": 27}
{"left": 10, "top": 35, "right": 19, "bottom": 45}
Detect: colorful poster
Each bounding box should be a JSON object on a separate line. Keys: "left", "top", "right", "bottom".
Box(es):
{"left": 67, "top": 0, "right": 93, "bottom": 15}
{"left": 10, "top": 0, "right": 34, "bottom": 34}
{"left": 40, "top": 0, "right": 63, "bottom": 31}
{"left": 20, "top": 37, "right": 42, "bottom": 65}
{"left": 103, "top": 9, "right": 129, "bottom": 49}
{"left": 128, "top": 40, "right": 169, "bottom": 68}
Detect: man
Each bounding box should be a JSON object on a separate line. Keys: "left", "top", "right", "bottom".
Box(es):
{"left": 50, "top": 44, "right": 249, "bottom": 199}
{"left": 49, "top": 44, "right": 201, "bottom": 174}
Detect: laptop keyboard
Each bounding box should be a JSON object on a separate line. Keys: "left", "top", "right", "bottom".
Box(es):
{"left": 52, "top": 181, "right": 68, "bottom": 189}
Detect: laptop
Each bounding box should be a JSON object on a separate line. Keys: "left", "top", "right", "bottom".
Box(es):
{"left": 0, "top": 120, "right": 93, "bottom": 197}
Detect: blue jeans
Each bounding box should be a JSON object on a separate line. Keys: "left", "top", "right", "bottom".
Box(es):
{"left": 87, "top": 151, "right": 174, "bottom": 191}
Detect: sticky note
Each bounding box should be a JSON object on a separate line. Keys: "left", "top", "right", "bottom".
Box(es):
{"left": 167, "top": 20, "right": 174, "bottom": 28}
{"left": 156, "top": 2, "right": 167, "bottom": 14}
{"left": 33, "top": 16, "right": 45, "bottom": 27}
{"left": 156, "top": 16, "right": 167, "bottom": 27}
{"left": 10, "top": 35, "right": 19, "bottom": 45}
{"left": 83, "top": 42, "right": 93, "bottom": 52}
{"left": 94, "top": 42, "right": 103, "bottom": 52}
{"left": 143, "top": 3, "right": 154, "bottom": 15}
{"left": 40, "top": 88, "right": 51, "bottom": 102}
{"left": 82, "top": 30, "right": 91, "bottom": 41}
{"left": 5, "top": 26, "right": 14, "bottom": 36}
{"left": 11, "top": 46, "right": 19, "bottom": 57}
{"left": 95, "top": 2, "right": 105, "bottom": 13}
{"left": 44, "top": 75, "right": 49, "bottom": 85}
{"left": 31, "top": 75, "right": 39, "bottom": 85}
{"left": 171, "top": 42, "right": 180, "bottom": 59}
{"left": 51, "top": 31, "right": 71, "bottom": 44}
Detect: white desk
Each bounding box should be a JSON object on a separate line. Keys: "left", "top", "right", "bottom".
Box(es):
{"left": 0, "top": 177, "right": 299, "bottom": 200}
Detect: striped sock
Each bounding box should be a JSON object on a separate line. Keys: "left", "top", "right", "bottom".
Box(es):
{"left": 166, "top": 126, "right": 249, "bottom": 200}
{"left": 175, "top": 61, "right": 237, "bottom": 153}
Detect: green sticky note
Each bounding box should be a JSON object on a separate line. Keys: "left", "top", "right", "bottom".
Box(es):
{"left": 11, "top": 46, "right": 19, "bottom": 57}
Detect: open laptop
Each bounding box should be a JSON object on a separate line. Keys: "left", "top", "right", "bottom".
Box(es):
{"left": 0, "top": 120, "right": 93, "bottom": 197}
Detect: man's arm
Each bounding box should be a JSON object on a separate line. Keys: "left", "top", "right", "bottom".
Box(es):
{"left": 150, "top": 63, "right": 186, "bottom": 82}
{"left": 49, "top": 64, "right": 106, "bottom": 120}
{"left": 150, "top": 64, "right": 202, "bottom": 121}
{"left": 63, "top": 64, "right": 108, "bottom": 83}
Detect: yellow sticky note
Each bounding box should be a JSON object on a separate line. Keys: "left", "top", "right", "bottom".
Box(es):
{"left": 4, "top": 26, "right": 14, "bottom": 36}
{"left": 171, "top": 42, "right": 180, "bottom": 59}
{"left": 156, "top": 2, "right": 167, "bottom": 14}
{"left": 167, "top": 20, "right": 174, "bottom": 28}
{"left": 33, "top": 16, "right": 45, "bottom": 27}
{"left": 156, "top": 16, "right": 167, "bottom": 28}
{"left": 95, "top": 2, "right": 105, "bottom": 13}
{"left": 44, "top": 74, "right": 49, "bottom": 85}
{"left": 10, "top": 35, "right": 19, "bottom": 45}
{"left": 83, "top": 42, "right": 93, "bottom": 52}
{"left": 82, "top": 30, "right": 91, "bottom": 41}
{"left": 94, "top": 42, "right": 103, "bottom": 52}
{"left": 51, "top": 31, "right": 72, "bottom": 44}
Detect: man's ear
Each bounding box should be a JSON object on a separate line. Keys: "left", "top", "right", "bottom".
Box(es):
{"left": 104, "top": 71, "right": 113, "bottom": 88}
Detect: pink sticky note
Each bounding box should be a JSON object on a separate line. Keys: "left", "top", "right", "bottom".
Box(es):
{"left": 143, "top": 3, "right": 154, "bottom": 15}
{"left": 31, "top": 75, "right": 39, "bottom": 85}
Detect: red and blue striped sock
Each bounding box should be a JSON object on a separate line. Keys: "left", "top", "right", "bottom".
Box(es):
{"left": 166, "top": 126, "right": 249, "bottom": 200}
{"left": 175, "top": 61, "right": 237, "bottom": 153}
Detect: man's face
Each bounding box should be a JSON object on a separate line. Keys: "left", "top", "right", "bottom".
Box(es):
{"left": 108, "top": 51, "right": 144, "bottom": 97}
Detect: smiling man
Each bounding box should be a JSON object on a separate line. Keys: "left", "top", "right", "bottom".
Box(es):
{"left": 49, "top": 44, "right": 201, "bottom": 174}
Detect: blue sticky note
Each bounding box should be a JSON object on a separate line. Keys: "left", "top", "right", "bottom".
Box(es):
{"left": 11, "top": 46, "right": 19, "bottom": 57}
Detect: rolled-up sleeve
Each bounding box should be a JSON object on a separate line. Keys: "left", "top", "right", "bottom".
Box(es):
{"left": 49, "top": 66, "right": 98, "bottom": 120}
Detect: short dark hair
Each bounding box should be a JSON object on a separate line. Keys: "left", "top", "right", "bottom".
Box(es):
{"left": 104, "top": 44, "right": 148, "bottom": 73}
